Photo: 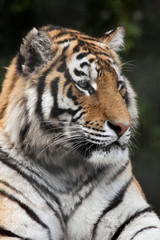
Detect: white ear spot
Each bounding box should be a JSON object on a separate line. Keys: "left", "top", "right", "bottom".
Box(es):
{"left": 100, "top": 26, "right": 125, "bottom": 52}
{"left": 107, "top": 26, "right": 125, "bottom": 51}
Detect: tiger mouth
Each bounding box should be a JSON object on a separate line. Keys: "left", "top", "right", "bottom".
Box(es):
{"left": 72, "top": 139, "right": 127, "bottom": 158}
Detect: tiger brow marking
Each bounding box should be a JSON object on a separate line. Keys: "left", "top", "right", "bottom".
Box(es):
{"left": 92, "top": 177, "right": 132, "bottom": 239}
{"left": 0, "top": 189, "right": 52, "bottom": 240}
{"left": 0, "top": 226, "right": 31, "bottom": 240}
{"left": 110, "top": 206, "right": 153, "bottom": 240}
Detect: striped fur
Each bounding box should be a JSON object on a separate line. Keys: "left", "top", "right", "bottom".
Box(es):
{"left": 0, "top": 25, "right": 160, "bottom": 239}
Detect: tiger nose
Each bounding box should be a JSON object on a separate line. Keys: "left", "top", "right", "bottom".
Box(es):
{"left": 108, "top": 121, "right": 131, "bottom": 137}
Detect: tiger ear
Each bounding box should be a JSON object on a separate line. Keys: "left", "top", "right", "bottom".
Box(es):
{"left": 17, "top": 28, "right": 53, "bottom": 75}
{"left": 100, "top": 26, "right": 125, "bottom": 51}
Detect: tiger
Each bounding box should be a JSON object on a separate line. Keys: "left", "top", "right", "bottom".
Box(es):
{"left": 0, "top": 24, "right": 159, "bottom": 240}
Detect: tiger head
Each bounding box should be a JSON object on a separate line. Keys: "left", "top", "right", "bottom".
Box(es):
{"left": 0, "top": 25, "right": 138, "bottom": 166}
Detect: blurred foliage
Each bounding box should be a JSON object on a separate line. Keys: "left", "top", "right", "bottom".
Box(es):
{"left": 0, "top": 0, "right": 142, "bottom": 56}
{"left": 0, "top": 0, "right": 160, "bottom": 214}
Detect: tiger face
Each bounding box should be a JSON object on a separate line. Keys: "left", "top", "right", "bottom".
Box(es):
{"left": 0, "top": 25, "right": 138, "bottom": 166}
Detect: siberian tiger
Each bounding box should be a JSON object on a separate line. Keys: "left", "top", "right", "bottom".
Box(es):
{"left": 0, "top": 24, "right": 159, "bottom": 240}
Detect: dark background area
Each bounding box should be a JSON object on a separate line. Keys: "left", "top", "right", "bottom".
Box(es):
{"left": 0, "top": 0, "right": 160, "bottom": 215}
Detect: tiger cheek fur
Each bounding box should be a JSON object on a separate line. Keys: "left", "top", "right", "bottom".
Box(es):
{"left": 0, "top": 25, "right": 160, "bottom": 240}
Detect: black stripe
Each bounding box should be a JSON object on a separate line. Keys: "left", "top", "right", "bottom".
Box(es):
{"left": 110, "top": 206, "right": 153, "bottom": 240}
{"left": 74, "top": 68, "right": 87, "bottom": 77}
{"left": 95, "top": 51, "right": 111, "bottom": 58}
{"left": 92, "top": 177, "right": 132, "bottom": 239}
{"left": 66, "top": 168, "right": 106, "bottom": 223}
{"left": 41, "top": 121, "right": 61, "bottom": 133}
{"left": 74, "top": 167, "right": 105, "bottom": 195}
{"left": 57, "top": 61, "right": 66, "bottom": 73}
{"left": 0, "top": 226, "right": 31, "bottom": 240}
{"left": 54, "top": 31, "right": 71, "bottom": 39}
{"left": 56, "top": 38, "right": 76, "bottom": 44}
{"left": 108, "top": 160, "right": 129, "bottom": 185}
{"left": 64, "top": 68, "right": 73, "bottom": 87}
{"left": 0, "top": 180, "right": 27, "bottom": 196}
{"left": 50, "top": 77, "right": 65, "bottom": 117}
{"left": 89, "top": 58, "right": 95, "bottom": 63}
{"left": 50, "top": 77, "right": 82, "bottom": 118}
{"left": 19, "top": 123, "right": 30, "bottom": 143}
{"left": 76, "top": 52, "right": 89, "bottom": 60}
{"left": 83, "top": 130, "right": 110, "bottom": 138}
{"left": 35, "top": 60, "right": 59, "bottom": 118}
{"left": 0, "top": 178, "right": 64, "bottom": 230}
{"left": 124, "top": 90, "right": 130, "bottom": 107}
{"left": 0, "top": 150, "right": 63, "bottom": 217}
{"left": 0, "top": 151, "right": 61, "bottom": 204}
{"left": 0, "top": 189, "right": 52, "bottom": 240}
{"left": 53, "top": 30, "right": 79, "bottom": 40}
{"left": 80, "top": 36, "right": 99, "bottom": 42}
{"left": 67, "top": 85, "right": 78, "bottom": 103}
{"left": 66, "top": 184, "right": 96, "bottom": 223}
{"left": 130, "top": 226, "right": 158, "bottom": 240}
{"left": 36, "top": 69, "right": 51, "bottom": 117}
{"left": 72, "top": 40, "right": 86, "bottom": 53}
{"left": 85, "top": 43, "right": 104, "bottom": 52}
{"left": 62, "top": 44, "right": 70, "bottom": 55}
{"left": 80, "top": 62, "right": 90, "bottom": 68}
{"left": 71, "top": 111, "right": 86, "bottom": 123}
{"left": 73, "top": 44, "right": 80, "bottom": 53}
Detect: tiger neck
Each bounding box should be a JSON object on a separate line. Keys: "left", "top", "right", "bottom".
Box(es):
{"left": 0, "top": 131, "right": 131, "bottom": 193}
{"left": 0, "top": 114, "right": 131, "bottom": 192}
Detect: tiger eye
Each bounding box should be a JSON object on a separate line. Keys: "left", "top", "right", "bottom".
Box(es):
{"left": 78, "top": 80, "right": 88, "bottom": 89}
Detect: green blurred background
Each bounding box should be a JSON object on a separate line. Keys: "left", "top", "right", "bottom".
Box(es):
{"left": 0, "top": 0, "right": 160, "bottom": 215}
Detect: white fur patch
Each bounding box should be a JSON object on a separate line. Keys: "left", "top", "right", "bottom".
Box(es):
{"left": 42, "top": 86, "right": 54, "bottom": 120}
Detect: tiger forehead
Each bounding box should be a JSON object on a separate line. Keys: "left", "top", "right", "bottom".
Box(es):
{"left": 42, "top": 27, "right": 111, "bottom": 55}
{"left": 41, "top": 27, "right": 122, "bottom": 79}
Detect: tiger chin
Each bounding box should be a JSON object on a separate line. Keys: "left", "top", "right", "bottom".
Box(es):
{"left": 0, "top": 25, "right": 160, "bottom": 240}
